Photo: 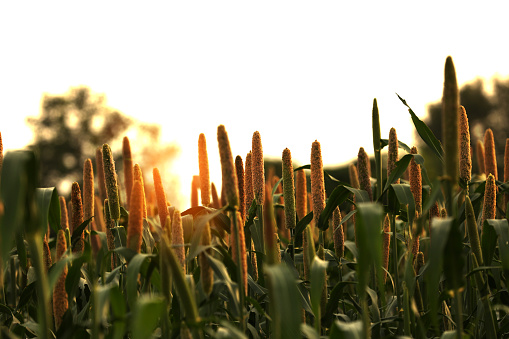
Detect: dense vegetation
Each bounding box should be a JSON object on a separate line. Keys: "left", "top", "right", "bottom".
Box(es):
{"left": 1, "top": 56, "right": 509, "bottom": 338}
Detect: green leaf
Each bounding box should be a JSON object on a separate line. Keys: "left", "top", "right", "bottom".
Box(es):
{"left": 205, "top": 251, "right": 239, "bottom": 317}
{"left": 295, "top": 211, "right": 313, "bottom": 237}
{"left": 382, "top": 154, "right": 412, "bottom": 192}
{"left": 330, "top": 319, "right": 364, "bottom": 339}
{"left": 187, "top": 208, "right": 226, "bottom": 261}
{"left": 443, "top": 219, "right": 464, "bottom": 291}
{"left": 481, "top": 220, "right": 498, "bottom": 267}
{"left": 126, "top": 253, "right": 153, "bottom": 307}
{"left": 265, "top": 264, "right": 301, "bottom": 339}
{"left": 0, "top": 150, "right": 38, "bottom": 262}
{"left": 487, "top": 219, "right": 509, "bottom": 270}
{"left": 322, "top": 281, "right": 357, "bottom": 327}
{"left": 380, "top": 138, "right": 412, "bottom": 153}
{"left": 71, "top": 217, "right": 93, "bottom": 248}
{"left": 310, "top": 256, "right": 328, "bottom": 328}
{"left": 317, "top": 185, "right": 369, "bottom": 231}
{"left": 426, "top": 218, "right": 455, "bottom": 331}
{"left": 217, "top": 320, "right": 249, "bottom": 339}
{"left": 109, "top": 284, "right": 127, "bottom": 339}
{"left": 397, "top": 93, "right": 444, "bottom": 163}
{"left": 47, "top": 253, "right": 74, "bottom": 292}
{"left": 355, "top": 202, "right": 385, "bottom": 305}
{"left": 131, "top": 295, "right": 165, "bottom": 339}
{"left": 389, "top": 184, "right": 415, "bottom": 223}
{"left": 36, "top": 187, "right": 60, "bottom": 235}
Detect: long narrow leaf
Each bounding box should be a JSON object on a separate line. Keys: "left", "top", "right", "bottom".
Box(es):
{"left": 397, "top": 94, "right": 444, "bottom": 163}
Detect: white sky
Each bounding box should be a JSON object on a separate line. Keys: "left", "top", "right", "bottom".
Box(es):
{"left": 1, "top": 2, "right": 509, "bottom": 209}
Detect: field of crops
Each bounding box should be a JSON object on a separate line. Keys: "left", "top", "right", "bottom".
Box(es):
{"left": 1, "top": 56, "right": 509, "bottom": 338}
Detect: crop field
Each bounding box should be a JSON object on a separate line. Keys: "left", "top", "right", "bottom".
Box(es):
{"left": 1, "top": 56, "right": 509, "bottom": 338}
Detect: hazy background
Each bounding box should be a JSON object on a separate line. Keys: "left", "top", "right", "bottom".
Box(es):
{"left": 2, "top": 1, "right": 509, "bottom": 209}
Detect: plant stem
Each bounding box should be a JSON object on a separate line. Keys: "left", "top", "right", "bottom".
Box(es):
{"left": 27, "top": 233, "right": 52, "bottom": 338}
{"left": 231, "top": 210, "right": 246, "bottom": 333}
{"left": 455, "top": 290, "right": 464, "bottom": 338}
{"left": 390, "top": 213, "right": 401, "bottom": 311}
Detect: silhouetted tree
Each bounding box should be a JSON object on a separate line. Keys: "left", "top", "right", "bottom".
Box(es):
{"left": 27, "top": 86, "right": 132, "bottom": 188}
{"left": 423, "top": 78, "right": 509, "bottom": 178}
{"left": 27, "top": 87, "right": 180, "bottom": 201}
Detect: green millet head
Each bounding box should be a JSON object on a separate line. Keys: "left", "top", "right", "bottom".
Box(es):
{"left": 217, "top": 125, "right": 239, "bottom": 209}
{"left": 102, "top": 143, "right": 120, "bottom": 220}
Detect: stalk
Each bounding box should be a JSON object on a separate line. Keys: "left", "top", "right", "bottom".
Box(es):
{"left": 252, "top": 131, "right": 265, "bottom": 266}
{"left": 210, "top": 182, "right": 221, "bottom": 209}
{"left": 504, "top": 138, "right": 509, "bottom": 213}
{"left": 332, "top": 206, "right": 344, "bottom": 259}
{"left": 484, "top": 129, "right": 497, "bottom": 180}
{"left": 372, "top": 98, "right": 383, "bottom": 200}
{"left": 465, "top": 195, "right": 483, "bottom": 265}
{"left": 476, "top": 140, "right": 485, "bottom": 176}
{"left": 482, "top": 174, "right": 497, "bottom": 234}
{"left": 153, "top": 167, "right": 170, "bottom": 231}
{"left": 191, "top": 175, "right": 200, "bottom": 208}
{"left": 282, "top": 148, "right": 296, "bottom": 258}
{"left": 122, "top": 136, "right": 134, "bottom": 210}
{"left": 96, "top": 147, "right": 107, "bottom": 202}
{"left": 59, "top": 196, "right": 69, "bottom": 230}
{"left": 252, "top": 131, "right": 264, "bottom": 207}
{"left": 161, "top": 236, "right": 202, "bottom": 337}
{"left": 471, "top": 253, "right": 497, "bottom": 338}
{"left": 84, "top": 158, "right": 98, "bottom": 254}
{"left": 199, "top": 221, "right": 213, "bottom": 296}
{"left": 133, "top": 164, "right": 147, "bottom": 219}
{"left": 102, "top": 144, "right": 120, "bottom": 220}
{"left": 235, "top": 156, "right": 246, "bottom": 222}
{"left": 71, "top": 182, "right": 85, "bottom": 253}
{"left": 28, "top": 233, "right": 53, "bottom": 338}
{"left": 172, "top": 210, "right": 186, "bottom": 271}
{"left": 410, "top": 147, "right": 422, "bottom": 215}
{"left": 442, "top": 56, "right": 460, "bottom": 187}
{"left": 53, "top": 229, "right": 68, "bottom": 330}
{"left": 442, "top": 56, "right": 459, "bottom": 216}
{"left": 263, "top": 185, "right": 279, "bottom": 266}
{"left": 357, "top": 147, "right": 373, "bottom": 201}
{"left": 382, "top": 214, "right": 390, "bottom": 283}
{"left": 454, "top": 290, "right": 464, "bottom": 338}
{"left": 295, "top": 168, "right": 308, "bottom": 249}
{"left": 459, "top": 106, "right": 472, "bottom": 187}
{"left": 388, "top": 128, "right": 400, "bottom": 184}
{"left": 198, "top": 133, "right": 211, "bottom": 206}
{"left": 104, "top": 199, "right": 117, "bottom": 270}
{"left": 127, "top": 180, "right": 144, "bottom": 253}
{"left": 391, "top": 213, "right": 400, "bottom": 310}
{"left": 311, "top": 140, "right": 326, "bottom": 247}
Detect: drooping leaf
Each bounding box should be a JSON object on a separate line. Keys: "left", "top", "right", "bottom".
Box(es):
{"left": 380, "top": 138, "right": 412, "bottom": 153}
{"left": 397, "top": 93, "right": 444, "bottom": 163}
{"left": 317, "top": 185, "right": 369, "bottom": 231}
